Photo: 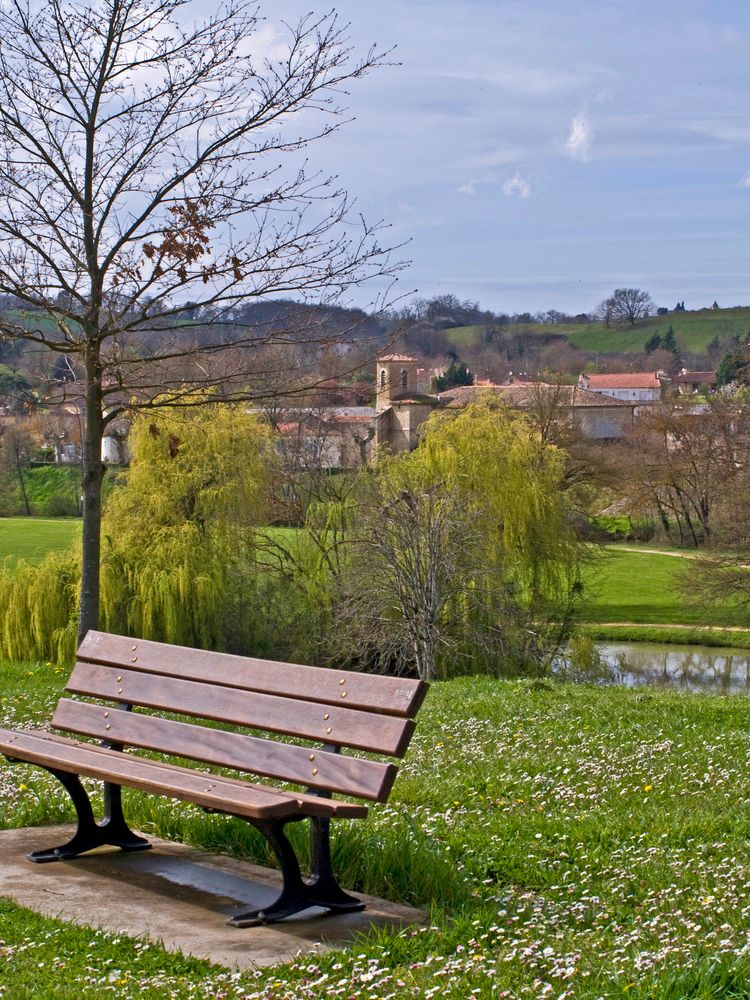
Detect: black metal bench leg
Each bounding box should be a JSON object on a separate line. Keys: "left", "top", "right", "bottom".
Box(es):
{"left": 100, "top": 781, "right": 151, "bottom": 851}
{"left": 28, "top": 771, "right": 150, "bottom": 863}
{"left": 308, "top": 816, "right": 365, "bottom": 910}
{"left": 228, "top": 817, "right": 364, "bottom": 927}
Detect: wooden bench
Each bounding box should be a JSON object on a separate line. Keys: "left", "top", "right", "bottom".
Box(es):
{"left": 0, "top": 630, "right": 427, "bottom": 926}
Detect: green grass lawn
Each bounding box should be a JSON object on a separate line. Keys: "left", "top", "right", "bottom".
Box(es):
{"left": 443, "top": 323, "right": 487, "bottom": 349}
{"left": 579, "top": 545, "right": 744, "bottom": 629}
{"left": 6, "top": 664, "right": 750, "bottom": 995}
{"left": 0, "top": 517, "right": 80, "bottom": 566}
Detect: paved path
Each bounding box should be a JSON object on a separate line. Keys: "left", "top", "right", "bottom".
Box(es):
{"left": 604, "top": 545, "right": 698, "bottom": 559}
{"left": 592, "top": 622, "right": 749, "bottom": 632}
{"left": 0, "top": 826, "right": 427, "bottom": 970}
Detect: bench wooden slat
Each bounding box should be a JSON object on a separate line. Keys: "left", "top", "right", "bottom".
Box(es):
{"left": 0, "top": 729, "right": 293, "bottom": 820}
{"left": 78, "top": 631, "right": 428, "bottom": 718}
{"left": 52, "top": 699, "right": 398, "bottom": 802}
{"left": 66, "top": 662, "right": 416, "bottom": 757}
{"left": 0, "top": 729, "right": 368, "bottom": 820}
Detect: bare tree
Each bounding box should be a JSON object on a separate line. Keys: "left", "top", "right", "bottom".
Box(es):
{"left": 0, "top": 0, "right": 402, "bottom": 640}
{"left": 606, "top": 288, "right": 655, "bottom": 328}
{"left": 594, "top": 297, "right": 614, "bottom": 329}
{"left": 335, "top": 475, "right": 484, "bottom": 681}
{"left": 514, "top": 380, "right": 617, "bottom": 503}
{"left": 331, "top": 466, "right": 558, "bottom": 682}
{"left": 615, "top": 396, "right": 750, "bottom": 546}
{"left": 0, "top": 423, "right": 35, "bottom": 515}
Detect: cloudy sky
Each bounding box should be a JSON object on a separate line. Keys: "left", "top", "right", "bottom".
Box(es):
{"left": 266, "top": 0, "right": 750, "bottom": 315}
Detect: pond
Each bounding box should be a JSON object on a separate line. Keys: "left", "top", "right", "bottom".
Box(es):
{"left": 593, "top": 641, "right": 750, "bottom": 693}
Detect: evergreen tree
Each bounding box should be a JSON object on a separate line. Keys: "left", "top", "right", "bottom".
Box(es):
{"left": 662, "top": 326, "right": 678, "bottom": 353}
{"left": 716, "top": 350, "right": 749, "bottom": 387}
{"left": 433, "top": 360, "right": 474, "bottom": 391}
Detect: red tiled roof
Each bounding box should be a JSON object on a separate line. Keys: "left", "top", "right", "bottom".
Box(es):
{"left": 673, "top": 371, "right": 716, "bottom": 383}
{"left": 581, "top": 372, "right": 661, "bottom": 389}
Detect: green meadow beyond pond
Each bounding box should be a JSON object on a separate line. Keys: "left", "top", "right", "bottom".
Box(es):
{"left": 580, "top": 545, "right": 744, "bottom": 628}
{"left": 5, "top": 662, "right": 750, "bottom": 996}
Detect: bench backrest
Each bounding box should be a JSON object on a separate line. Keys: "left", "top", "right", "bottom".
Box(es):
{"left": 51, "top": 631, "right": 428, "bottom": 803}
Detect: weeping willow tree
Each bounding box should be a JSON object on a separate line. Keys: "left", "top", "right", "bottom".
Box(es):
{"left": 0, "top": 402, "right": 273, "bottom": 665}
{"left": 0, "top": 551, "right": 80, "bottom": 665}
{"left": 335, "top": 398, "right": 584, "bottom": 680}
{"left": 413, "top": 396, "right": 581, "bottom": 607}
{"left": 100, "top": 402, "right": 272, "bottom": 649}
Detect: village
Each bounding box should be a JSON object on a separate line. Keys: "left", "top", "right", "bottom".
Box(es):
{"left": 0, "top": 347, "right": 728, "bottom": 473}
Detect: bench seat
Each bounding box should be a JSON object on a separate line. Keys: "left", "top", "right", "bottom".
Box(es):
{"left": 0, "top": 730, "right": 368, "bottom": 820}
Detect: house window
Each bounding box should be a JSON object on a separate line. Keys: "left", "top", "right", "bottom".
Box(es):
{"left": 400, "top": 369, "right": 408, "bottom": 388}
{"left": 380, "top": 369, "right": 386, "bottom": 388}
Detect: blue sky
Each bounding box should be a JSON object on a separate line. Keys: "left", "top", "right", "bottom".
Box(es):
{"left": 268, "top": 0, "right": 750, "bottom": 315}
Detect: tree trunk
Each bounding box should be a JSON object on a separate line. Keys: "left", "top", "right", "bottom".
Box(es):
{"left": 14, "top": 441, "right": 31, "bottom": 516}
{"left": 78, "top": 358, "right": 104, "bottom": 645}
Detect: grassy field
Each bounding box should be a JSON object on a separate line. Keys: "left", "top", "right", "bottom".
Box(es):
{"left": 6, "top": 663, "right": 750, "bottom": 995}
{"left": 445, "top": 305, "right": 750, "bottom": 357}
{"left": 0, "top": 517, "right": 80, "bottom": 566}
{"left": 579, "top": 545, "right": 745, "bottom": 628}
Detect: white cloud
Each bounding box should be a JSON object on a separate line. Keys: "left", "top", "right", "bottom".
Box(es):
{"left": 502, "top": 173, "right": 532, "bottom": 198}
{"left": 740, "top": 172, "right": 750, "bottom": 187}
{"left": 436, "top": 66, "right": 590, "bottom": 98}
{"left": 458, "top": 179, "right": 478, "bottom": 195}
{"left": 565, "top": 114, "right": 593, "bottom": 161}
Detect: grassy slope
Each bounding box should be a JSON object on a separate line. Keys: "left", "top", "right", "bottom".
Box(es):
{"left": 6, "top": 665, "right": 750, "bottom": 995}
{"left": 579, "top": 546, "right": 730, "bottom": 625}
{"left": 445, "top": 305, "right": 750, "bottom": 356}
{"left": 0, "top": 517, "right": 80, "bottom": 566}
{"left": 578, "top": 545, "right": 750, "bottom": 649}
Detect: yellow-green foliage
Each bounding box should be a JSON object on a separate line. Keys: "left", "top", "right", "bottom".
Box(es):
{"left": 409, "top": 397, "right": 580, "bottom": 603}
{"left": 331, "top": 404, "right": 583, "bottom": 679}
{"left": 100, "top": 525, "right": 229, "bottom": 649}
{"left": 103, "top": 403, "right": 271, "bottom": 539}
{"left": 99, "top": 403, "right": 272, "bottom": 648}
{"left": 0, "top": 403, "right": 274, "bottom": 664}
{"left": 0, "top": 551, "right": 79, "bottom": 664}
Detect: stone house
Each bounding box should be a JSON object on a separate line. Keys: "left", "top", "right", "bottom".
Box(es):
{"left": 437, "top": 382, "right": 637, "bottom": 440}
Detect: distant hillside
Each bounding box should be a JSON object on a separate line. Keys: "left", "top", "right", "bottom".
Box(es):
{"left": 443, "top": 306, "right": 750, "bottom": 357}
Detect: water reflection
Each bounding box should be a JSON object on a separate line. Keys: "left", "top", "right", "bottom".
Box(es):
{"left": 593, "top": 642, "right": 750, "bottom": 693}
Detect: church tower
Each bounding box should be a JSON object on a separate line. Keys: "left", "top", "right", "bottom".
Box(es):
{"left": 373, "top": 353, "right": 438, "bottom": 454}
{"left": 375, "top": 354, "right": 419, "bottom": 412}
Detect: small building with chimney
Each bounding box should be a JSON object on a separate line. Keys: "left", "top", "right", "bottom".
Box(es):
{"left": 672, "top": 369, "right": 717, "bottom": 395}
